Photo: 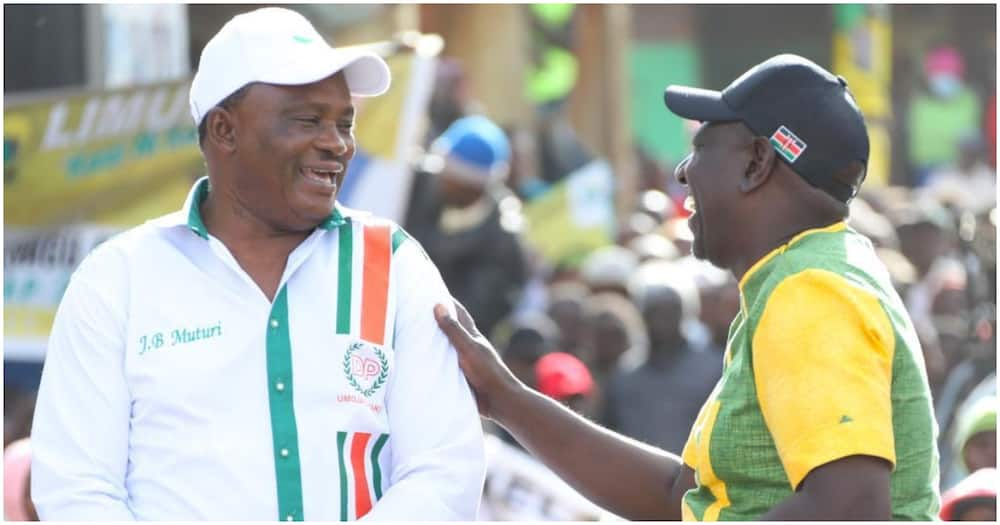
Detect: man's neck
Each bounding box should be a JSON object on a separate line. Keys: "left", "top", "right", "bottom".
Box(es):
{"left": 201, "top": 193, "right": 312, "bottom": 249}
{"left": 731, "top": 215, "right": 839, "bottom": 281}
{"left": 200, "top": 194, "right": 312, "bottom": 301}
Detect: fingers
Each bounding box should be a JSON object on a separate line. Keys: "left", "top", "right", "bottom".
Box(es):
{"left": 452, "top": 299, "right": 482, "bottom": 337}
{"left": 433, "top": 303, "right": 467, "bottom": 339}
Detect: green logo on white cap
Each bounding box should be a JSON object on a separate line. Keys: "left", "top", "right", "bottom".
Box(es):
{"left": 293, "top": 35, "right": 313, "bottom": 44}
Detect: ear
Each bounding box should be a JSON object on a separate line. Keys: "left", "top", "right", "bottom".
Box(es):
{"left": 206, "top": 107, "right": 238, "bottom": 153}
{"left": 740, "top": 135, "right": 778, "bottom": 193}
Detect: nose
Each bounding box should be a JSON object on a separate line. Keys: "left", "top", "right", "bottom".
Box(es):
{"left": 314, "top": 125, "right": 349, "bottom": 157}
{"left": 674, "top": 154, "right": 692, "bottom": 185}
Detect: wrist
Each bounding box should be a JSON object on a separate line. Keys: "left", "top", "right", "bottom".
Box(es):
{"left": 490, "top": 378, "right": 533, "bottom": 428}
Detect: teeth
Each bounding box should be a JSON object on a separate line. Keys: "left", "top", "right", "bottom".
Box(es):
{"left": 684, "top": 195, "right": 697, "bottom": 213}
{"left": 303, "top": 168, "right": 334, "bottom": 183}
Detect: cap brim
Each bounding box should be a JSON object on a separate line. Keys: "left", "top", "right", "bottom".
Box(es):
{"left": 340, "top": 51, "right": 391, "bottom": 97}
{"left": 663, "top": 85, "right": 739, "bottom": 122}
{"left": 258, "top": 48, "right": 391, "bottom": 97}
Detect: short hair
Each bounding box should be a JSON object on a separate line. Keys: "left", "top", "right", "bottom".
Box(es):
{"left": 583, "top": 292, "right": 649, "bottom": 368}
{"left": 628, "top": 260, "right": 701, "bottom": 321}
{"left": 196, "top": 83, "right": 254, "bottom": 148}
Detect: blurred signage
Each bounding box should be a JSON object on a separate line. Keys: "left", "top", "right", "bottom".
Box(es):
{"left": 833, "top": 4, "right": 892, "bottom": 186}
{"left": 4, "top": 225, "right": 123, "bottom": 361}
{"left": 523, "top": 159, "right": 615, "bottom": 267}
{"left": 102, "top": 4, "right": 190, "bottom": 89}
{"left": 4, "top": 79, "right": 202, "bottom": 227}
{"left": 4, "top": 79, "right": 203, "bottom": 361}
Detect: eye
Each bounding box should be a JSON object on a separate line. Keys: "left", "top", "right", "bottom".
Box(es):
{"left": 337, "top": 120, "right": 354, "bottom": 132}
{"left": 296, "top": 116, "right": 321, "bottom": 126}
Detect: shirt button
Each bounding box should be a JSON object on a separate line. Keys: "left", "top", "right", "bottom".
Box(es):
{"left": 276, "top": 382, "right": 285, "bottom": 392}
{"left": 270, "top": 319, "right": 279, "bottom": 328}
{"left": 281, "top": 448, "right": 290, "bottom": 457}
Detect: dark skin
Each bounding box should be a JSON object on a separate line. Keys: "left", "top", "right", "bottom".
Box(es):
{"left": 433, "top": 121, "right": 891, "bottom": 520}
{"left": 963, "top": 430, "right": 997, "bottom": 473}
{"left": 200, "top": 73, "right": 356, "bottom": 301}
{"left": 438, "top": 172, "right": 485, "bottom": 208}
{"left": 955, "top": 502, "right": 997, "bottom": 521}
{"left": 24, "top": 469, "right": 39, "bottom": 521}
{"left": 642, "top": 287, "right": 685, "bottom": 358}
{"left": 700, "top": 282, "right": 741, "bottom": 347}
{"left": 588, "top": 313, "right": 630, "bottom": 373}
{"left": 897, "top": 223, "right": 952, "bottom": 278}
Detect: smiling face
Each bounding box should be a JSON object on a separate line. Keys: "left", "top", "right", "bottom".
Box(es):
{"left": 674, "top": 122, "right": 755, "bottom": 268}
{"left": 218, "top": 72, "right": 356, "bottom": 233}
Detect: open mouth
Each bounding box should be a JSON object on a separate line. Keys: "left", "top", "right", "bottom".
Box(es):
{"left": 300, "top": 166, "right": 342, "bottom": 187}
{"left": 684, "top": 195, "right": 697, "bottom": 214}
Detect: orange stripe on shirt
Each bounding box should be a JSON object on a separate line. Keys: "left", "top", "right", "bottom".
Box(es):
{"left": 361, "top": 224, "right": 391, "bottom": 345}
{"left": 351, "top": 432, "right": 373, "bottom": 518}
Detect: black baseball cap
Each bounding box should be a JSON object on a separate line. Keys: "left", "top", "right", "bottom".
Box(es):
{"left": 664, "top": 54, "right": 869, "bottom": 203}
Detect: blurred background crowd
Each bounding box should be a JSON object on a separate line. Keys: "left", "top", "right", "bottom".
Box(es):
{"left": 4, "top": 3, "right": 996, "bottom": 521}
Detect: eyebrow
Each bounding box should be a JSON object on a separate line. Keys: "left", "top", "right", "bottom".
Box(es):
{"left": 285, "top": 101, "right": 355, "bottom": 118}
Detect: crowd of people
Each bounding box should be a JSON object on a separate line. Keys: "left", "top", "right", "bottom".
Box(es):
{"left": 3, "top": 35, "right": 996, "bottom": 520}
{"left": 398, "top": 45, "right": 997, "bottom": 520}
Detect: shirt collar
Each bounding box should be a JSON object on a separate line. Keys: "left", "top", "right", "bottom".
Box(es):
{"left": 157, "top": 176, "right": 349, "bottom": 239}
{"left": 738, "top": 220, "right": 848, "bottom": 291}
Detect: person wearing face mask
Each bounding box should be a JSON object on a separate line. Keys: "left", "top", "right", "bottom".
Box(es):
{"left": 907, "top": 46, "right": 983, "bottom": 186}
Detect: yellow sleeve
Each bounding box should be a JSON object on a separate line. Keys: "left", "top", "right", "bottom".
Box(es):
{"left": 752, "top": 269, "right": 896, "bottom": 490}
{"left": 681, "top": 420, "right": 698, "bottom": 468}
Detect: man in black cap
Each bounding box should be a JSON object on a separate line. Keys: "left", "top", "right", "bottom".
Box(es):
{"left": 431, "top": 54, "right": 941, "bottom": 520}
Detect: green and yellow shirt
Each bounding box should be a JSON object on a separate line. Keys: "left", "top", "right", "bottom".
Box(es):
{"left": 681, "top": 222, "right": 940, "bottom": 520}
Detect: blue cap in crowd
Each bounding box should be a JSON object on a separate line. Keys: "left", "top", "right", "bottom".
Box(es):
{"left": 430, "top": 115, "right": 511, "bottom": 186}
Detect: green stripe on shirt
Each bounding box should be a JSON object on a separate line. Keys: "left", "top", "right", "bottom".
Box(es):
{"left": 337, "top": 431, "right": 349, "bottom": 521}
{"left": 337, "top": 221, "right": 353, "bottom": 334}
{"left": 391, "top": 228, "right": 407, "bottom": 254}
{"left": 265, "top": 286, "right": 304, "bottom": 521}
{"left": 370, "top": 433, "right": 390, "bottom": 500}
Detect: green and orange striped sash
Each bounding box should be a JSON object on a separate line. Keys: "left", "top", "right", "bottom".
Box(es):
{"left": 336, "top": 221, "right": 397, "bottom": 345}
{"left": 336, "top": 431, "right": 390, "bottom": 519}
{"left": 332, "top": 219, "right": 407, "bottom": 519}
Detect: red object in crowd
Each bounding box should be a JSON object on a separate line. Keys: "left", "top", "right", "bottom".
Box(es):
{"left": 939, "top": 468, "right": 997, "bottom": 521}
{"left": 535, "top": 352, "right": 594, "bottom": 401}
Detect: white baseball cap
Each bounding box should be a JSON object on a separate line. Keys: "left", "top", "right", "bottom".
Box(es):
{"left": 189, "top": 7, "right": 391, "bottom": 125}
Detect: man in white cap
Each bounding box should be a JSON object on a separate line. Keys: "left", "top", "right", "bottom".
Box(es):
{"left": 31, "top": 7, "right": 485, "bottom": 520}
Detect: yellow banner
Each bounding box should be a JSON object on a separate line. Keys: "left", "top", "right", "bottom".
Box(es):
{"left": 4, "top": 79, "right": 203, "bottom": 227}
{"left": 353, "top": 53, "right": 410, "bottom": 159}
{"left": 832, "top": 4, "right": 892, "bottom": 186}
{"left": 523, "top": 160, "right": 615, "bottom": 266}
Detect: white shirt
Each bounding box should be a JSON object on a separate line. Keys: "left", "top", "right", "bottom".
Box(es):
{"left": 31, "top": 177, "right": 485, "bottom": 520}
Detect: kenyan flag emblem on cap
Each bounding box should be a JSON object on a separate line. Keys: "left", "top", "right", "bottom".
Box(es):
{"left": 770, "top": 125, "right": 807, "bottom": 163}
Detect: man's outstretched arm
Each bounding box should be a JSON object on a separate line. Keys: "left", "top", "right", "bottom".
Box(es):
{"left": 434, "top": 301, "right": 694, "bottom": 520}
